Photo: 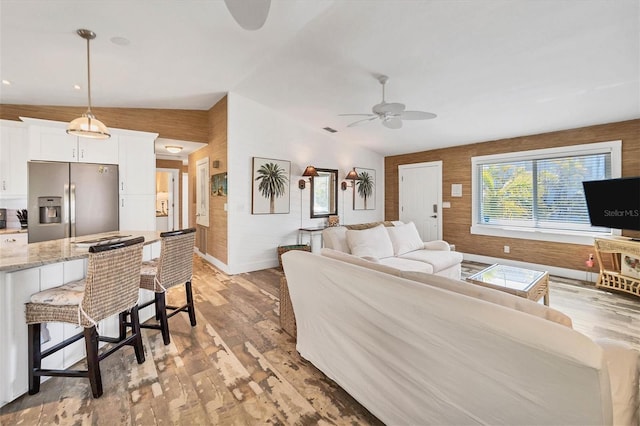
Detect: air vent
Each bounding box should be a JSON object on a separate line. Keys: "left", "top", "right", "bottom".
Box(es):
{"left": 323, "top": 127, "right": 337, "bottom": 133}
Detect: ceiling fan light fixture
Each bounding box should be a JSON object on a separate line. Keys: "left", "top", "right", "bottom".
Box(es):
{"left": 224, "top": 0, "right": 271, "bottom": 30}
{"left": 67, "top": 29, "right": 110, "bottom": 140}
{"left": 341, "top": 75, "right": 436, "bottom": 130}
{"left": 165, "top": 145, "right": 183, "bottom": 154}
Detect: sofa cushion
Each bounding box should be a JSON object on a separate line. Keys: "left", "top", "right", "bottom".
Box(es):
{"left": 400, "top": 270, "right": 573, "bottom": 328}
{"left": 378, "top": 257, "right": 434, "bottom": 273}
{"left": 346, "top": 224, "right": 394, "bottom": 259}
{"left": 320, "top": 248, "right": 405, "bottom": 276}
{"left": 398, "top": 249, "right": 463, "bottom": 272}
{"left": 386, "top": 222, "right": 424, "bottom": 256}
{"left": 323, "top": 226, "right": 350, "bottom": 253}
{"left": 595, "top": 338, "right": 640, "bottom": 426}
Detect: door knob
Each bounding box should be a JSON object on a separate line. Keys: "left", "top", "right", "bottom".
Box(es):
{"left": 430, "top": 215, "right": 437, "bottom": 218}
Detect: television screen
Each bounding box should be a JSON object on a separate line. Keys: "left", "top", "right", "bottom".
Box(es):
{"left": 582, "top": 177, "right": 640, "bottom": 231}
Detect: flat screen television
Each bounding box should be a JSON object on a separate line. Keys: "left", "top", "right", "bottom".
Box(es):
{"left": 582, "top": 177, "right": 640, "bottom": 231}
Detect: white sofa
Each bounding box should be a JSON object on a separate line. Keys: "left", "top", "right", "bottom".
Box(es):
{"left": 281, "top": 250, "right": 640, "bottom": 425}
{"left": 322, "top": 221, "right": 463, "bottom": 279}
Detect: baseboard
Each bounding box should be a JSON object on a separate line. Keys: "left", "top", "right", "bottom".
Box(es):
{"left": 194, "top": 249, "right": 279, "bottom": 275}
{"left": 462, "top": 252, "right": 598, "bottom": 283}
{"left": 195, "top": 249, "right": 231, "bottom": 274}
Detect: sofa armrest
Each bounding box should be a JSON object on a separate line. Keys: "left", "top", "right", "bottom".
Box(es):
{"left": 595, "top": 338, "right": 640, "bottom": 426}
{"left": 423, "top": 240, "right": 451, "bottom": 251}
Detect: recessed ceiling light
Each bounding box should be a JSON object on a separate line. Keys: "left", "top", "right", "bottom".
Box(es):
{"left": 323, "top": 127, "right": 337, "bottom": 133}
{"left": 110, "top": 36, "right": 130, "bottom": 46}
{"left": 2, "top": 80, "right": 11, "bottom": 85}
{"left": 73, "top": 84, "right": 81, "bottom": 90}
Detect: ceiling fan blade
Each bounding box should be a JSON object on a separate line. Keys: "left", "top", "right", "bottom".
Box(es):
{"left": 338, "top": 113, "right": 376, "bottom": 117}
{"left": 347, "top": 116, "right": 379, "bottom": 127}
{"left": 372, "top": 102, "right": 405, "bottom": 114}
{"left": 224, "top": 0, "right": 271, "bottom": 30}
{"left": 383, "top": 117, "right": 403, "bottom": 129}
{"left": 399, "top": 110, "right": 437, "bottom": 120}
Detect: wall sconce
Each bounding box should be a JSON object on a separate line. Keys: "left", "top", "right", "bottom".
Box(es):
{"left": 212, "top": 160, "right": 220, "bottom": 168}
{"left": 341, "top": 168, "right": 360, "bottom": 190}
{"left": 298, "top": 165, "right": 319, "bottom": 190}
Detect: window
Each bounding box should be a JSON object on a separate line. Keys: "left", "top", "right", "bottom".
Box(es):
{"left": 471, "top": 141, "right": 621, "bottom": 245}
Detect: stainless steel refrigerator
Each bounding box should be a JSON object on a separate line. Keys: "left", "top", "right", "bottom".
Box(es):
{"left": 28, "top": 161, "right": 119, "bottom": 243}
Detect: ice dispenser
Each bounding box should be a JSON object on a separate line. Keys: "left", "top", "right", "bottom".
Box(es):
{"left": 38, "top": 197, "right": 62, "bottom": 224}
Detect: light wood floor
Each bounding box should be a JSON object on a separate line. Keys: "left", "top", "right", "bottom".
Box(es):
{"left": 1, "top": 257, "right": 639, "bottom": 425}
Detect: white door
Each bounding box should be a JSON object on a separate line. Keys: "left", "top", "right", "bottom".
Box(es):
{"left": 156, "top": 168, "right": 180, "bottom": 231}
{"left": 399, "top": 161, "right": 442, "bottom": 241}
{"left": 182, "top": 172, "right": 189, "bottom": 228}
{"left": 196, "top": 157, "right": 209, "bottom": 227}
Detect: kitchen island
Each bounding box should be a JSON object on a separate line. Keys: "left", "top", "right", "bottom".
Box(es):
{"left": 0, "top": 231, "right": 163, "bottom": 406}
{"left": 0, "top": 230, "right": 161, "bottom": 272}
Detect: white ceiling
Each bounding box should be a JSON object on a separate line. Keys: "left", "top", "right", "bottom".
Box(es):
{"left": 1, "top": 0, "right": 638, "bottom": 156}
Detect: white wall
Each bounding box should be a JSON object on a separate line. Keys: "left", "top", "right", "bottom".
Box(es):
{"left": 226, "top": 93, "right": 384, "bottom": 274}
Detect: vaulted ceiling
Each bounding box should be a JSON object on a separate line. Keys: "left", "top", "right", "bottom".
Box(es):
{"left": 1, "top": 0, "right": 638, "bottom": 156}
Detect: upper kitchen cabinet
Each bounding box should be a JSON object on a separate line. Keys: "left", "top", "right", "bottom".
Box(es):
{"left": 118, "top": 130, "right": 158, "bottom": 231}
{"left": 118, "top": 133, "right": 156, "bottom": 195}
{"left": 23, "top": 117, "right": 119, "bottom": 164}
{"left": 0, "top": 120, "right": 28, "bottom": 199}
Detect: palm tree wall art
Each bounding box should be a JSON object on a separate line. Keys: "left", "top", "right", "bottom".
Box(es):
{"left": 354, "top": 167, "right": 375, "bottom": 210}
{"left": 252, "top": 157, "right": 291, "bottom": 214}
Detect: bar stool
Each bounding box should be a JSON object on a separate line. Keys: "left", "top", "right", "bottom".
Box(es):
{"left": 25, "top": 236, "right": 146, "bottom": 398}
{"left": 138, "top": 228, "right": 196, "bottom": 345}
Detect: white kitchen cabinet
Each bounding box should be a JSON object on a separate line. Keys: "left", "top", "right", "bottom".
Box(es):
{"left": 24, "top": 118, "right": 119, "bottom": 164}
{"left": 0, "top": 120, "right": 28, "bottom": 198}
{"left": 118, "top": 132, "right": 157, "bottom": 231}
{"left": 0, "top": 268, "right": 40, "bottom": 404}
{"left": 77, "top": 134, "right": 119, "bottom": 164}
{"left": 120, "top": 194, "right": 156, "bottom": 231}
{"left": 118, "top": 134, "right": 156, "bottom": 195}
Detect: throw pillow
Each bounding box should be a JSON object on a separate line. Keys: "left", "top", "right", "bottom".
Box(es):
{"left": 387, "top": 222, "right": 424, "bottom": 256}
{"left": 346, "top": 224, "right": 394, "bottom": 259}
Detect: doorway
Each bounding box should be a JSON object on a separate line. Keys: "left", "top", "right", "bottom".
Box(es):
{"left": 398, "top": 161, "right": 443, "bottom": 241}
{"left": 156, "top": 168, "right": 180, "bottom": 232}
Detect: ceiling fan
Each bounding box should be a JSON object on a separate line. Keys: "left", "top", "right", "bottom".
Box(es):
{"left": 340, "top": 75, "right": 437, "bottom": 129}
{"left": 224, "top": 0, "right": 271, "bottom": 31}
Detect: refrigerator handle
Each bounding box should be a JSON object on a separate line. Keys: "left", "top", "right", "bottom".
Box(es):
{"left": 70, "top": 183, "right": 77, "bottom": 237}
{"left": 63, "top": 183, "right": 70, "bottom": 238}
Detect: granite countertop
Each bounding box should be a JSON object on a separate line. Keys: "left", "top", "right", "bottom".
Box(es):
{"left": 0, "top": 230, "right": 162, "bottom": 272}
{"left": 0, "top": 227, "right": 28, "bottom": 235}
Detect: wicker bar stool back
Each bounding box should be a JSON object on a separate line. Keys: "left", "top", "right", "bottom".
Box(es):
{"left": 25, "top": 236, "right": 146, "bottom": 398}
{"left": 138, "top": 228, "right": 196, "bottom": 345}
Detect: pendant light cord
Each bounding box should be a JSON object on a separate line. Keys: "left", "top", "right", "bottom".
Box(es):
{"left": 85, "top": 35, "right": 92, "bottom": 114}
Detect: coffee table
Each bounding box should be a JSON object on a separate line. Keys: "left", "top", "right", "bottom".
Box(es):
{"left": 466, "top": 264, "right": 550, "bottom": 306}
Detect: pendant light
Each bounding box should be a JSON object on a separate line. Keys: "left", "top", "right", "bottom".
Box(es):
{"left": 67, "top": 29, "right": 111, "bottom": 139}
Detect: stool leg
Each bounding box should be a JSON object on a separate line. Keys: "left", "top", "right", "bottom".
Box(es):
{"left": 156, "top": 292, "right": 171, "bottom": 345}
{"left": 28, "top": 323, "right": 41, "bottom": 395}
{"left": 129, "top": 306, "right": 146, "bottom": 364}
{"left": 118, "top": 311, "right": 127, "bottom": 341}
{"left": 84, "top": 326, "right": 103, "bottom": 398}
{"left": 186, "top": 280, "right": 197, "bottom": 327}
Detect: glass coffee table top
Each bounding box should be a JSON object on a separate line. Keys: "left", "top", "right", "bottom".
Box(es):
{"left": 466, "top": 264, "right": 546, "bottom": 292}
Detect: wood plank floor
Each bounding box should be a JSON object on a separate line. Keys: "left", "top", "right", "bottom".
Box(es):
{"left": 2, "top": 257, "right": 639, "bottom": 425}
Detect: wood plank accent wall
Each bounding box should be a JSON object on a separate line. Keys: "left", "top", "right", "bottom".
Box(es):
{"left": 0, "top": 104, "right": 209, "bottom": 142}
{"left": 156, "top": 159, "right": 185, "bottom": 228}
{"left": 189, "top": 96, "right": 228, "bottom": 264}
{"left": 385, "top": 119, "right": 640, "bottom": 272}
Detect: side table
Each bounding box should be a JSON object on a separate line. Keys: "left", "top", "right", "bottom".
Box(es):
{"left": 594, "top": 237, "right": 640, "bottom": 297}
{"left": 297, "top": 226, "right": 327, "bottom": 252}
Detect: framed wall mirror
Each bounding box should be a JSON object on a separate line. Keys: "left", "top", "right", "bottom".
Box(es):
{"left": 310, "top": 168, "right": 338, "bottom": 218}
